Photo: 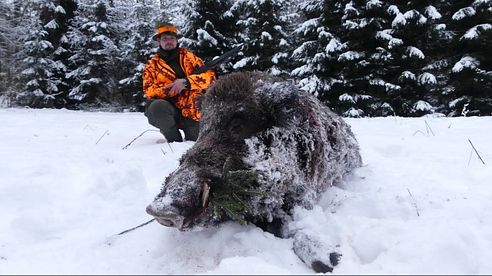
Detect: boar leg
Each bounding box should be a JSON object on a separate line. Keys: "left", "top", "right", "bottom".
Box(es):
{"left": 253, "top": 218, "right": 285, "bottom": 238}
{"left": 293, "top": 231, "right": 341, "bottom": 273}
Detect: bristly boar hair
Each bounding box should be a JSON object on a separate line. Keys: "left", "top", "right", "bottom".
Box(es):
{"left": 146, "top": 72, "right": 363, "bottom": 273}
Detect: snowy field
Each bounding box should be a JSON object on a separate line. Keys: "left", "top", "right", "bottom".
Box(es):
{"left": 0, "top": 108, "right": 491, "bottom": 274}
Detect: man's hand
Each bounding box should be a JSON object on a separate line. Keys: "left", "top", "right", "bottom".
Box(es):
{"left": 163, "top": 79, "right": 188, "bottom": 97}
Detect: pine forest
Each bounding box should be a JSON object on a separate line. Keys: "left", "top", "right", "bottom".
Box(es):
{"left": 0, "top": 0, "right": 490, "bottom": 117}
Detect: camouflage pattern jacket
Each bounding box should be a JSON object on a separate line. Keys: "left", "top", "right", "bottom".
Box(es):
{"left": 143, "top": 48, "right": 216, "bottom": 121}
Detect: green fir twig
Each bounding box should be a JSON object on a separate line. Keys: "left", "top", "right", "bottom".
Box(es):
{"left": 209, "top": 157, "right": 265, "bottom": 225}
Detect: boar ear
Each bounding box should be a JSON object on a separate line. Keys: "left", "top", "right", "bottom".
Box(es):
{"left": 256, "top": 81, "right": 301, "bottom": 126}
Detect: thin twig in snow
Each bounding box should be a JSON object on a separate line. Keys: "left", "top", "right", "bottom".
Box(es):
{"left": 122, "top": 129, "right": 160, "bottom": 150}
{"left": 95, "top": 129, "right": 109, "bottom": 145}
{"left": 424, "top": 120, "right": 435, "bottom": 136}
{"left": 161, "top": 148, "right": 166, "bottom": 156}
{"left": 468, "top": 139, "right": 486, "bottom": 165}
{"left": 412, "top": 130, "right": 425, "bottom": 136}
{"left": 468, "top": 148, "right": 474, "bottom": 166}
{"left": 407, "top": 188, "right": 420, "bottom": 217}
{"left": 106, "top": 218, "right": 156, "bottom": 246}
{"left": 167, "top": 142, "right": 174, "bottom": 152}
{"left": 116, "top": 218, "right": 155, "bottom": 236}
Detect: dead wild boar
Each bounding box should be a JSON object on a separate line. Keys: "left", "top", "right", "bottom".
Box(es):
{"left": 146, "top": 72, "right": 362, "bottom": 273}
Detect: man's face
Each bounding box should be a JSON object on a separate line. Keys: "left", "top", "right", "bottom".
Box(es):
{"left": 158, "top": 34, "right": 178, "bottom": 50}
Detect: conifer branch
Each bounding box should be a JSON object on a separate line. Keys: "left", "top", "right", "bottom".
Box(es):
{"left": 209, "top": 157, "right": 264, "bottom": 224}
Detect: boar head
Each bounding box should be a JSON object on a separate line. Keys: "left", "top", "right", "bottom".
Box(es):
{"left": 146, "top": 73, "right": 296, "bottom": 230}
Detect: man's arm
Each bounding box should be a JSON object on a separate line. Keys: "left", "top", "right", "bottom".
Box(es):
{"left": 183, "top": 51, "right": 217, "bottom": 91}
{"left": 142, "top": 59, "right": 172, "bottom": 99}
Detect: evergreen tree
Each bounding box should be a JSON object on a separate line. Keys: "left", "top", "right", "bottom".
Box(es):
{"left": 17, "top": 0, "right": 74, "bottom": 108}
{"left": 0, "top": 2, "right": 23, "bottom": 100}
{"left": 417, "top": 2, "right": 456, "bottom": 116}
{"left": 291, "top": 0, "right": 490, "bottom": 118}
{"left": 446, "top": 0, "right": 492, "bottom": 116}
{"left": 179, "top": 0, "right": 238, "bottom": 72}
{"left": 65, "top": 0, "right": 118, "bottom": 107}
{"left": 327, "top": 0, "right": 392, "bottom": 117}
{"left": 44, "top": 0, "right": 77, "bottom": 107}
{"left": 230, "top": 0, "right": 291, "bottom": 75}
{"left": 387, "top": 2, "right": 453, "bottom": 116}
{"left": 5, "top": 0, "right": 491, "bottom": 115}
{"left": 292, "top": 0, "right": 391, "bottom": 117}
{"left": 116, "top": 0, "right": 157, "bottom": 111}
{"left": 291, "top": 0, "right": 336, "bottom": 97}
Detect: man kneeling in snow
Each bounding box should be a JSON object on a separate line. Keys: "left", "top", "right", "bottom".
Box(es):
{"left": 142, "top": 22, "right": 216, "bottom": 142}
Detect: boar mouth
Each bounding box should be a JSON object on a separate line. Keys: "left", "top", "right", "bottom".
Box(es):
{"left": 156, "top": 215, "right": 184, "bottom": 228}
{"left": 147, "top": 182, "right": 212, "bottom": 231}
{"left": 146, "top": 204, "right": 186, "bottom": 229}
{"left": 180, "top": 182, "right": 211, "bottom": 229}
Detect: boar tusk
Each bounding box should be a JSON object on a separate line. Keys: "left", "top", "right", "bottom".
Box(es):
{"left": 201, "top": 183, "right": 210, "bottom": 207}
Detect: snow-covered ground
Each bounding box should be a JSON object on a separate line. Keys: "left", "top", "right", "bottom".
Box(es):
{"left": 0, "top": 108, "right": 491, "bottom": 274}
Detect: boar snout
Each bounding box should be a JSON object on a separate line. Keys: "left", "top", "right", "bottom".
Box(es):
{"left": 146, "top": 204, "right": 185, "bottom": 229}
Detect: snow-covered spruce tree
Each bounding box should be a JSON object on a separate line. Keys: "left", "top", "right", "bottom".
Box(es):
{"left": 327, "top": 0, "right": 393, "bottom": 117}
{"left": 115, "top": 0, "right": 157, "bottom": 111}
{"left": 178, "top": 0, "right": 238, "bottom": 74}
{"left": 17, "top": 0, "right": 76, "bottom": 108}
{"left": 292, "top": 0, "right": 391, "bottom": 117}
{"left": 290, "top": 0, "right": 347, "bottom": 111}
{"left": 446, "top": 0, "right": 492, "bottom": 116}
{"left": 229, "top": 0, "right": 292, "bottom": 76}
{"left": 49, "top": 0, "right": 77, "bottom": 107}
{"left": 0, "top": 2, "right": 23, "bottom": 101}
{"left": 416, "top": 2, "right": 457, "bottom": 116}
{"left": 375, "top": 2, "right": 446, "bottom": 116}
{"left": 65, "top": 0, "right": 119, "bottom": 107}
{"left": 291, "top": 0, "right": 335, "bottom": 98}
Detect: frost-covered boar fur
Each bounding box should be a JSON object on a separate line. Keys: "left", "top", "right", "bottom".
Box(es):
{"left": 146, "top": 72, "right": 362, "bottom": 272}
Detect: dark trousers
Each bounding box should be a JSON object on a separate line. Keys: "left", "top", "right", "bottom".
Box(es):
{"left": 144, "top": 100, "right": 199, "bottom": 142}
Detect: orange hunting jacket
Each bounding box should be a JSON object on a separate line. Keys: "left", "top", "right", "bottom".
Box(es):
{"left": 143, "top": 48, "right": 216, "bottom": 121}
